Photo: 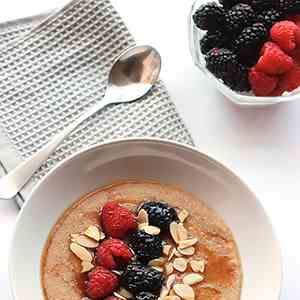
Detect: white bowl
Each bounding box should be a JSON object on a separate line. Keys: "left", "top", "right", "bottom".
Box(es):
{"left": 9, "top": 138, "right": 281, "bottom": 300}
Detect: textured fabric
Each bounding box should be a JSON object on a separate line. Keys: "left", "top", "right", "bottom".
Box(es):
{"left": 0, "top": 0, "right": 193, "bottom": 205}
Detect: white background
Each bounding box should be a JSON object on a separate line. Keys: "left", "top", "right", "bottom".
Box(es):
{"left": 0, "top": 0, "right": 299, "bottom": 299}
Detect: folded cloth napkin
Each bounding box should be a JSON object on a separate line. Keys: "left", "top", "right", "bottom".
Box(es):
{"left": 0, "top": 0, "right": 193, "bottom": 207}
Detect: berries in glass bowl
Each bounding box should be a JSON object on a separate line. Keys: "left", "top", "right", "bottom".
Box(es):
{"left": 189, "top": 0, "right": 300, "bottom": 105}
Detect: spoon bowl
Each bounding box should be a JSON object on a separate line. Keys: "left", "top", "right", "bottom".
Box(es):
{"left": 107, "top": 45, "right": 161, "bottom": 101}
{"left": 0, "top": 45, "right": 161, "bottom": 200}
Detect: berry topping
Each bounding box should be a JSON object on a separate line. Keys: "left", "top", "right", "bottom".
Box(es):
{"left": 101, "top": 202, "right": 137, "bottom": 239}
{"left": 206, "top": 48, "right": 250, "bottom": 91}
{"left": 234, "top": 22, "right": 268, "bottom": 65}
{"left": 278, "top": 0, "right": 300, "bottom": 15}
{"left": 256, "top": 42, "right": 294, "bottom": 74}
{"left": 252, "top": 0, "right": 276, "bottom": 12}
{"left": 193, "top": 2, "right": 225, "bottom": 31}
{"left": 219, "top": 0, "right": 252, "bottom": 10}
{"left": 257, "top": 9, "right": 284, "bottom": 29}
{"left": 140, "top": 201, "right": 178, "bottom": 231}
{"left": 200, "top": 31, "right": 230, "bottom": 54}
{"left": 105, "top": 297, "right": 120, "bottom": 300}
{"left": 224, "top": 4, "right": 255, "bottom": 34}
{"left": 86, "top": 266, "right": 119, "bottom": 300}
{"left": 271, "top": 20, "right": 300, "bottom": 52}
{"left": 248, "top": 67, "right": 279, "bottom": 96}
{"left": 120, "top": 262, "right": 164, "bottom": 295}
{"left": 288, "top": 14, "right": 300, "bottom": 26}
{"left": 136, "top": 292, "right": 158, "bottom": 300}
{"left": 129, "top": 230, "right": 163, "bottom": 264}
{"left": 96, "top": 239, "right": 134, "bottom": 270}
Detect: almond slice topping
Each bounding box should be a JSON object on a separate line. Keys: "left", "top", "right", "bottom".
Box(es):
{"left": 178, "top": 209, "right": 189, "bottom": 223}
{"left": 178, "top": 238, "right": 198, "bottom": 249}
{"left": 165, "top": 262, "right": 174, "bottom": 275}
{"left": 177, "top": 223, "right": 188, "bottom": 241}
{"left": 163, "top": 296, "right": 181, "bottom": 300}
{"left": 114, "top": 292, "right": 127, "bottom": 300}
{"left": 72, "top": 235, "right": 99, "bottom": 248}
{"left": 173, "top": 258, "right": 187, "bottom": 272}
{"left": 118, "top": 288, "right": 134, "bottom": 299}
{"left": 160, "top": 286, "right": 170, "bottom": 298}
{"left": 163, "top": 244, "right": 172, "bottom": 256}
{"left": 170, "top": 222, "right": 180, "bottom": 243}
{"left": 168, "top": 248, "right": 176, "bottom": 261}
{"left": 178, "top": 247, "right": 195, "bottom": 256}
{"left": 137, "top": 209, "right": 149, "bottom": 224}
{"left": 143, "top": 225, "right": 161, "bottom": 235}
{"left": 166, "top": 274, "right": 176, "bottom": 289}
{"left": 81, "top": 261, "right": 94, "bottom": 273}
{"left": 183, "top": 273, "right": 204, "bottom": 285}
{"left": 84, "top": 225, "right": 104, "bottom": 241}
{"left": 149, "top": 257, "right": 165, "bottom": 267}
{"left": 173, "top": 284, "right": 195, "bottom": 300}
{"left": 190, "top": 259, "right": 206, "bottom": 273}
{"left": 70, "top": 243, "right": 93, "bottom": 262}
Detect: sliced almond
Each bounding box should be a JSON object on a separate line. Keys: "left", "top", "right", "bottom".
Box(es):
{"left": 168, "top": 248, "right": 176, "bottom": 261}
{"left": 178, "top": 209, "right": 189, "bottom": 223}
{"left": 178, "top": 238, "right": 198, "bottom": 250}
{"left": 166, "top": 274, "right": 176, "bottom": 289}
{"left": 163, "top": 296, "right": 181, "bottom": 300}
{"left": 149, "top": 257, "right": 165, "bottom": 267}
{"left": 114, "top": 292, "right": 127, "bottom": 300}
{"left": 81, "top": 261, "right": 94, "bottom": 273}
{"left": 112, "top": 270, "right": 123, "bottom": 276}
{"left": 178, "top": 247, "right": 195, "bottom": 256}
{"left": 169, "top": 289, "right": 175, "bottom": 296}
{"left": 84, "top": 225, "right": 104, "bottom": 241}
{"left": 137, "top": 209, "right": 149, "bottom": 224}
{"left": 165, "top": 262, "right": 174, "bottom": 275}
{"left": 173, "top": 284, "right": 195, "bottom": 300}
{"left": 163, "top": 244, "right": 172, "bottom": 256}
{"left": 173, "top": 258, "right": 187, "bottom": 272}
{"left": 152, "top": 266, "right": 164, "bottom": 272}
{"left": 70, "top": 243, "right": 93, "bottom": 262}
{"left": 170, "top": 222, "right": 180, "bottom": 243}
{"left": 183, "top": 273, "right": 204, "bottom": 285}
{"left": 70, "top": 233, "right": 81, "bottom": 240}
{"left": 160, "top": 286, "right": 170, "bottom": 298}
{"left": 190, "top": 259, "right": 206, "bottom": 273}
{"left": 142, "top": 225, "right": 161, "bottom": 235}
{"left": 118, "top": 288, "right": 133, "bottom": 299}
{"left": 72, "top": 235, "right": 99, "bottom": 248}
{"left": 174, "top": 249, "right": 182, "bottom": 257}
{"left": 177, "top": 223, "right": 188, "bottom": 241}
{"left": 138, "top": 223, "right": 149, "bottom": 230}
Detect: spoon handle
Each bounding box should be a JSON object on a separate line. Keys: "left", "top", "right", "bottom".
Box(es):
{"left": 0, "top": 96, "right": 111, "bottom": 200}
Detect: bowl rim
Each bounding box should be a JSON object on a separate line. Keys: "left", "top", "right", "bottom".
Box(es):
{"left": 9, "top": 137, "right": 283, "bottom": 300}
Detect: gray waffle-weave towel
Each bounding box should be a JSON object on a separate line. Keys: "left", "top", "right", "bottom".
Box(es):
{"left": 0, "top": 0, "right": 193, "bottom": 206}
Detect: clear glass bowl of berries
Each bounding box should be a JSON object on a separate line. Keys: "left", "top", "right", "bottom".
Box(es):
{"left": 189, "top": 0, "right": 300, "bottom": 106}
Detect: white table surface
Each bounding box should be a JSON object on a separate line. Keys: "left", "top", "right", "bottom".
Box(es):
{"left": 0, "top": 0, "right": 299, "bottom": 299}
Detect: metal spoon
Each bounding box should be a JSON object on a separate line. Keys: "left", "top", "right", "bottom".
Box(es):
{"left": 0, "top": 45, "right": 161, "bottom": 200}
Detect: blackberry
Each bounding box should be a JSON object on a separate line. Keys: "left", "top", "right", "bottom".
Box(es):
{"left": 219, "top": 0, "right": 253, "bottom": 9}
{"left": 224, "top": 4, "right": 255, "bottom": 35}
{"left": 136, "top": 292, "right": 158, "bottom": 300}
{"left": 234, "top": 23, "right": 268, "bottom": 66}
{"left": 129, "top": 230, "right": 163, "bottom": 264}
{"left": 140, "top": 202, "right": 178, "bottom": 231}
{"left": 193, "top": 2, "right": 225, "bottom": 31}
{"left": 278, "top": 0, "right": 300, "bottom": 14}
{"left": 252, "top": 0, "right": 276, "bottom": 12}
{"left": 121, "top": 262, "right": 164, "bottom": 295}
{"left": 200, "top": 31, "right": 230, "bottom": 54}
{"left": 257, "top": 9, "right": 283, "bottom": 29}
{"left": 205, "top": 48, "right": 250, "bottom": 91}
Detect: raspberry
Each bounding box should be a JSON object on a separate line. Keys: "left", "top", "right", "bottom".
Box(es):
{"left": 193, "top": 2, "right": 225, "bottom": 31}
{"left": 248, "top": 68, "right": 279, "bottom": 96}
{"left": 96, "top": 239, "right": 134, "bottom": 270}
{"left": 271, "top": 21, "right": 300, "bottom": 52}
{"left": 256, "top": 42, "right": 294, "bottom": 75}
{"left": 105, "top": 297, "right": 120, "bottom": 300}
{"left": 101, "top": 202, "right": 137, "bottom": 239}
{"left": 276, "top": 65, "right": 300, "bottom": 93}
{"left": 86, "top": 266, "right": 119, "bottom": 300}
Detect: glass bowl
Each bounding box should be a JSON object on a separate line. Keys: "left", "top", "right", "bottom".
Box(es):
{"left": 188, "top": 0, "right": 300, "bottom": 106}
